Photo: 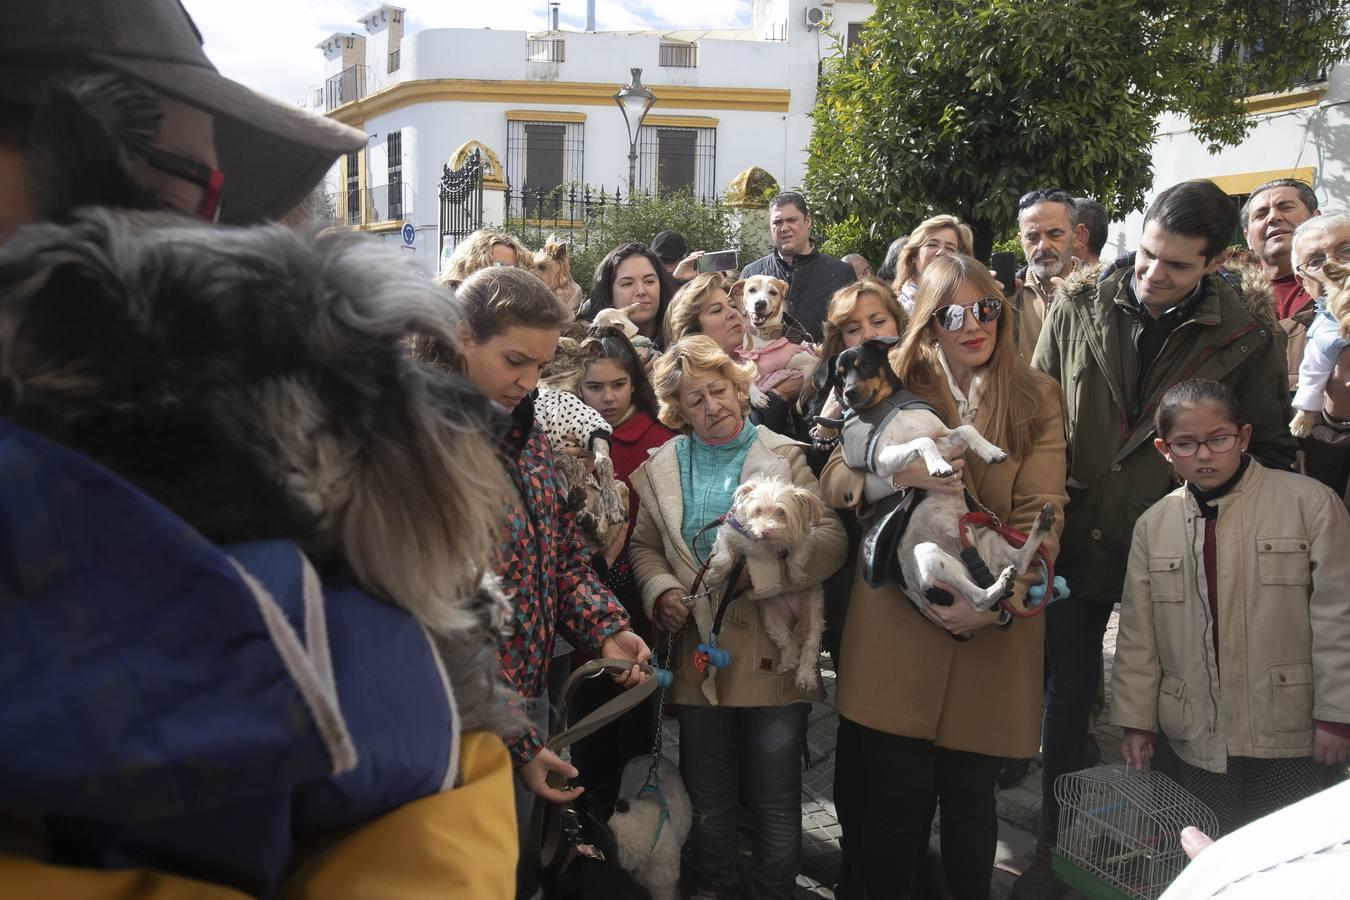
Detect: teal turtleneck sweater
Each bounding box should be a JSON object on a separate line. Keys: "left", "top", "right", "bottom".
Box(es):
{"left": 676, "top": 418, "right": 757, "bottom": 563}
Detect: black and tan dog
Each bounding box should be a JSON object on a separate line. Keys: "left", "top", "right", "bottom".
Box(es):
{"left": 821, "top": 338, "right": 1055, "bottom": 613}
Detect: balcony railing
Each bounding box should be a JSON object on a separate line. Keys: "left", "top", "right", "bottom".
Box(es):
{"left": 324, "top": 64, "right": 370, "bottom": 111}
{"left": 659, "top": 42, "right": 698, "bottom": 68}
{"left": 323, "top": 182, "right": 409, "bottom": 227}
{"left": 527, "top": 37, "right": 565, "bottom": 63}
{"left": 388, "top": 48, "right": 400, "bottom": 74}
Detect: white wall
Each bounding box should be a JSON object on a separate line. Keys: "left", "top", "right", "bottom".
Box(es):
{"left": 1106, "top": 64, "right": 1350, "bottom": 258}
{"left": 408, "top": 28, "right": 790, "bottom": 89}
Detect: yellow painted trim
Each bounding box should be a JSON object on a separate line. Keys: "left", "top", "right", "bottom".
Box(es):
{"left": 1245, "top": 84, "right": 1328, "bottom": 115}
{"left": 328, "top": 78, "right": 790, "bottom": 125}
{"left": 1208, "top": 166, "right": 1316, "bottom": 196}
{"left": 643, "top": 114, "right": 719, "bottom": 129}
{"left": 360, "top": 220, "right": 406, "bottom": 233}
{"left": 506, "top": 109, "right": 587, "bottom": 123}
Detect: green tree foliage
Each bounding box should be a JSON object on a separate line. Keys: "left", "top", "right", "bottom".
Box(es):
{"left": 805, "top": 0, "right": 1350, "bottom": 260}
{"left": 502, "top": 192, "right": 770, "bottom": 296}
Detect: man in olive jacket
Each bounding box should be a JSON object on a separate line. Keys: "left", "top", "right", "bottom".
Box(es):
{"left": 1013, "top": 180, "right": 1297, "bottom": 899}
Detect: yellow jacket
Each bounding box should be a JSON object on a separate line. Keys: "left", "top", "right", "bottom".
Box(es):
{"left": 0, "top": 732, "right": 516, "bottom": 900}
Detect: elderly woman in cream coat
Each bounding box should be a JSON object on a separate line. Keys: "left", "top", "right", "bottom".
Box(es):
{"left": 629, "top": 335, "right": 846, "bottom": 900}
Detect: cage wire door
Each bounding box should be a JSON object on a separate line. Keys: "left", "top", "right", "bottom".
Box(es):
{"left": 1053, "top": 766, "right": 1218, "bottom": 900}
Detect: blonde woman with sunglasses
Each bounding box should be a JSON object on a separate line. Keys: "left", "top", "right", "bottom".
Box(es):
{"left": 820, "top": 254, "right": 1068, "bottom": 900}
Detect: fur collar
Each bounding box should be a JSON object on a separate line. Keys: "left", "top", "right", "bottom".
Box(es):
{"left": 1054, "top": 260, "right": 1106, "bottom": 305}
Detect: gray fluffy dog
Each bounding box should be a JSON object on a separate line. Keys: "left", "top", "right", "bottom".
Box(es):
{"left": 0, "top": 207, "right": 517, "bottom": 732}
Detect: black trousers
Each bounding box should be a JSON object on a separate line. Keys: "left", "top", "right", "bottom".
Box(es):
{"left": 834, "top": 716, "right": 1002, "bottom": 900}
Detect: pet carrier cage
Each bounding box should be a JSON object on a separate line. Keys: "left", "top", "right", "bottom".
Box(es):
{"left": 1053, "top": 765, "right": 1218, "bottom": 900}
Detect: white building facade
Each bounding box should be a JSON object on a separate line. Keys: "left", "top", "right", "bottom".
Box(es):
{"left": 1109, "top": 64, "right": 1350, "bottom": 257}
{"left": 316, "top": 1, "right": 873, "bottom": 273}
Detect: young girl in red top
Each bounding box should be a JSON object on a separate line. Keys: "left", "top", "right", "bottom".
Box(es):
{"left": 571, "top": 326, "right": 676, "bottom": 813}
{"left": 578, "top": 326, "right": 678, "bottom": 540}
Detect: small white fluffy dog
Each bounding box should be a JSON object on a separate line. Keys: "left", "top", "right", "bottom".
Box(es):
{"left": 608, "top": 756, "right": 692, "bottom": 900}
{"left": 704, "top": 474, "right": 826, "bottom": 689}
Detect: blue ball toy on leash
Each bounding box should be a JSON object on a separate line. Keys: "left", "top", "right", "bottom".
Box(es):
{"left": 695, "top": 642, "right": 731, "bottom": 669}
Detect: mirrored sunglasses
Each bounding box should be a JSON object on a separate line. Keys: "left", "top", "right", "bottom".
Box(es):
{"left": 933, "top": 296, "right": 1003, "bottom": 331}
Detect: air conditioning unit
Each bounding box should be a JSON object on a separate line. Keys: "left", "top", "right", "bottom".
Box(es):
{"left": 805, "top": 6, "right": 829, "bottom": 28}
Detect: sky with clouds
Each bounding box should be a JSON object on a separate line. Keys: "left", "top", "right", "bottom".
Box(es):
{"left": 188, "top": 0, "right": 754, "bottom": 106}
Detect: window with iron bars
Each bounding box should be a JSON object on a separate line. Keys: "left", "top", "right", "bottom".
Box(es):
{"left": 388, "top": 48, "right": 400, "bottom": 73}
{"left": 526, "top": 37, "right": 566, "bottom": 63}
{"left": 637, "top": 125, "right": 716, "bottom": 200}
{"left": 387, "top": 131, "right": 403, "bottom": 220}
{"left": 659, "top": 42, "right": 698, "bottom": 67}
{"left": 344, "top": 150, "right": 361, "bottom": 225}
{"left": 505, "top": 119, "right": 584, "bottom": 219}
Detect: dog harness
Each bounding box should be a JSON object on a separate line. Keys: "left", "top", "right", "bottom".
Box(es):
{"left": 637, "top": 782, "right": 671, "bottom": 850}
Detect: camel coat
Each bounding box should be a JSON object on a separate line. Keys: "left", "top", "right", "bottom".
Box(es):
{"left": 629, "top": 425, "right": 847, "bottom": 707}
{"left": 821, "top": 377, "right": 1068, "bottom": 757}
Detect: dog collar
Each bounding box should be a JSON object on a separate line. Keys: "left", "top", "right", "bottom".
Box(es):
{"left": 725, "top": 513, "right": 750, "bottom": 537}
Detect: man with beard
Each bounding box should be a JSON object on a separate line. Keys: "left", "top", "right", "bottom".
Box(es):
{"left": 1013, "top": 189, "right": 1083, "bottom": 362}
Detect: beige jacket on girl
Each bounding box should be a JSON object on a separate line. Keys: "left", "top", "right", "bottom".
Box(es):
{"left": 1110, "top": 460, "right": 1350, "bottom": 773}
{"left": 628, "top": 425, "right": 847, "bottom": 707}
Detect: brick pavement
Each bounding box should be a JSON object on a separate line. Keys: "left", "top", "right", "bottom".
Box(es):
{"left": 659, "top": 609, "right": 1125, "bottom": 899}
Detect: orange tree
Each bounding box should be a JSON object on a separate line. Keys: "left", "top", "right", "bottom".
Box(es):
{"left": 806, "top": 0, "right": 1350, "bottom": 261}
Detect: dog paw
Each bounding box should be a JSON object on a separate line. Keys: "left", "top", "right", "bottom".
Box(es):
{"left": 1036, "top": 502, "right": 1055, "bottom": 531}
{"left": 995, "top": 567, "right": 1018, "bottom": 600}
{"left": 928, "top": 464, "right": 955, "bottom": 479}
{"left": 1290, "top": 410, "right": 1315, "bottom": 438}
{"left": 749, "top": 385, "right": 771, "bottom": 409}
{"left": 795, "top": 669, "right": 820, "bottom": 691}
{"left": 974, "top": 442, "right": 1009, "bottom": 464}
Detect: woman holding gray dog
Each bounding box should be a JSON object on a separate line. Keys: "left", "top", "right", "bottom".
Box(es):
{"left": 820, "top": 254, "right": 1068, "bottom": 900}
{"left": 628, "top": 335, "right": 847, "bottom": 900}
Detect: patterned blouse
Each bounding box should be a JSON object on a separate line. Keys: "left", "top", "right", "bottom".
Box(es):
{"left": 494, "top": 395, "right": 630, "bottom": 765}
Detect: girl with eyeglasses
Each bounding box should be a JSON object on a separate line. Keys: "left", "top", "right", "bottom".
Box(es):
{"left": 820, "top": 254, "right": 1068, "bottom": 899}
{"left": 1112, "top": 378, "right": 1350, "bottom": 837}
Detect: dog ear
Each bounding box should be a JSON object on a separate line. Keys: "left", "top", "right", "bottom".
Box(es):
{"left": 728, "top": 279, "right": 746, "bottom": 303}
{"left": 772, "top": 277, "right": 789, "bottom": 300}
{"left": 794, "top": 487, "right": 824, "bottom": 527}
{"left": 862, "top": 335, "right": 900, "bottom": 353}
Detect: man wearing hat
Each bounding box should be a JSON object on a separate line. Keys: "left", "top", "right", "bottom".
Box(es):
{"left": 651, "top": 229, "right": 694, "bottom": 283}
{"left": 0, "top": 2, "right": 518, "bottom": 897}
{"left": 0, "top": 0, "right": 365, "bottom": 232}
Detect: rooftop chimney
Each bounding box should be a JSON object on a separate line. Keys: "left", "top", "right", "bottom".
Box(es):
{"left": 586, "top": 0, "right": 595, "bottom": 31}
{"left": 550, "top": 1, "right": 559, "bottom": 30}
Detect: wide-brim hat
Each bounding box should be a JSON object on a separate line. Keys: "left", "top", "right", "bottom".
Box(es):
{"left": 0, "top": 0, "right": 365, "bottom": 225}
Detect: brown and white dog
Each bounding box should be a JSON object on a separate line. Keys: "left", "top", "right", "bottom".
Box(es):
{"left": 533, "top": 236, "right": 583, "bottom": 315}
{"left": 730, "top": 275, "right": 819, "bottom": 396}
{"left": 704, "top": 474, "right": 826, "bottom": 689}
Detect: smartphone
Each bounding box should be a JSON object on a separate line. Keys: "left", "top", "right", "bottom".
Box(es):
{"left": 991, "top": 251, "right": 1018, "bottom": 297}
{"left": 697, "top": 249, "right": 738, "bottom": 273}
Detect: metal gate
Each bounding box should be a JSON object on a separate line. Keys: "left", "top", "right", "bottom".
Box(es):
{"left": 438, "top": 150, "right": 483, "bottom": 265}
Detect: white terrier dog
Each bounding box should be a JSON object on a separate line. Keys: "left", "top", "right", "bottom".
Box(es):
{"left": 704, "top": 474, "right": 826, "bottom": 689}
{"left": 607, "top": 756, "right": 692, "bottom": 900}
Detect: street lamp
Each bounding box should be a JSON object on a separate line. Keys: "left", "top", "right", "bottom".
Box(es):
{"left": 614, "top": 67, "right": 656, "bottom": 197}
